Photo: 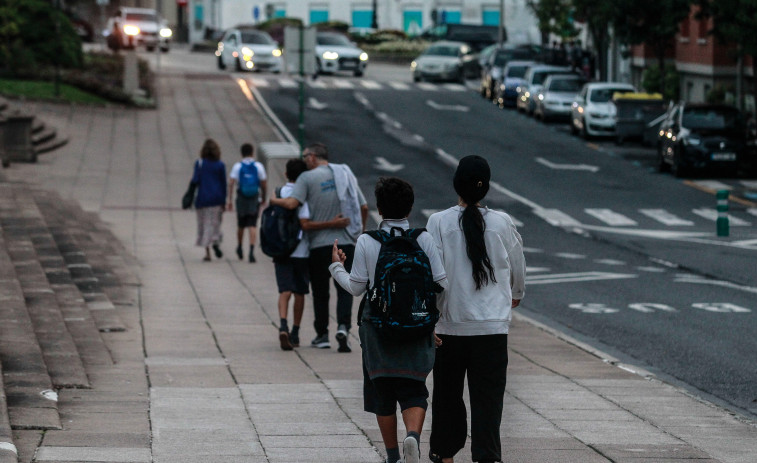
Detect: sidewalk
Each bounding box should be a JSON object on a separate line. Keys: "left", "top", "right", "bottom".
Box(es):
{"left": 0, "top": 68, "right": 755, "bottom": 463}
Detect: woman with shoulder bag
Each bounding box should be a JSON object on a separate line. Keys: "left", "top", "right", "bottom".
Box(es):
{"left": 191, "top": 138, "right": 227, "bottom": 261}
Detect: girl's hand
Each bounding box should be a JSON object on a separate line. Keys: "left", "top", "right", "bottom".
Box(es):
{"left": 331, "top": 239, "right": 346, "bottom": 264}
{"left": 433, "top": 332, "right": 442, "bottom": 347}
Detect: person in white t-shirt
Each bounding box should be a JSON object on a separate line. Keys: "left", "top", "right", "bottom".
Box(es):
{"left": 227, "top": 143, "right": 267, "bottom": 263}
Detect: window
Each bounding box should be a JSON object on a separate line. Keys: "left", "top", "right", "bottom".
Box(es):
{"left": 352, "top": 10, "right": 373, "bottom": 28}
{"left": 439, "top": 9, "right": 461, "bottom": 24}
{"left": 482, "top": 8, "right": 500, "bottom": 26}
{"left": 310, "top": 8, "right": 329, "bottom": 24}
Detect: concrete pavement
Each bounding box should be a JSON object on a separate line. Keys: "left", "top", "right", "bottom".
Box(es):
{"left": 0, "top": 56, "right": 756, "bottom": 463}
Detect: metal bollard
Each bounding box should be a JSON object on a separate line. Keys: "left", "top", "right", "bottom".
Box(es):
{"left": 716, "top": 189, "right": 729, "bottom": 237}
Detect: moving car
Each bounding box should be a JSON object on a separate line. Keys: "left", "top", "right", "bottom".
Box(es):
{"left": 105, "top": 7, "right": 171, "bottom": 52}
{"left": 494, "top": 60, "right": 535, "bottom": 108}
{"left": 479, "top": 46, "right": 538, "bottom": 100}
{"left": 315, "top": 32, "right": 368, "bottom": 77}
{"left": 516, "top": 65, "right": 574, "bottom": 115}
{"left": 216, "top": 27, "right": 283, "bottom": 72}
{"left": 657, "top": 103, "right": 751, "bottom": 177}
{"left": 533, "top": 74, "right": 586, "bottom": 121}
{"left": 411, "top": 41, "right": 477, "bottom": 83}
{"left": 570, "top": 82, "right": 636, "bottom": 138}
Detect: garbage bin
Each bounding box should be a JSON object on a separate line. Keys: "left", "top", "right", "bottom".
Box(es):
{"left": 613, "top": 93, "right": 667, "bottom": 145}
{"left": 3, "top": 110, "right": 36, "bottom": 163}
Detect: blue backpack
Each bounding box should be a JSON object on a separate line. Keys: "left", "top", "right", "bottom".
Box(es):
{"left": 238, "top": 162, "right": 260, "bottom": 197}
{"left": 359, "top": 227, "right": 443, "bottom": 340}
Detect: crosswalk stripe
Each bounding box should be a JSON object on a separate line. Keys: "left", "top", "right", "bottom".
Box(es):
{"left": 279, "top": 78, "right": 297, "bottom": 88}
{"left": 692, "top": 208, "right": 751, "bottom": 226}
{"left": 534, "top": 209, "right": 581, "bottom": 227}
{"left": 248, "top": 77, "right": 269, "bottom": 87}
{"left": 442, "top": 83, "right": 466, "bottom": 92}
{"left": 388, "top": 82, "right": 410, "bottom": 90}
{"left": 585, "top": 208, "right": 637, "bottom": 226}
{"left": 741, "top": 180, "right": 757, "bottom": 189}
{"left": 360, "top": 80, "right": 382, "bottom": 89}
{"left": 308, "top": 79, "right": 327, "bottom": 88}
{"left": 692, "top": 180, "right": 733, "bottom": 191}
{"left": 748, "top": 208, "right": 757, "bottom": 217}
{"left": 639, "top": 209, "right": 694, "bottom": 226}
{"left": 332, "top": 80, "right": 354, "bottom": 89}
{"left": 417, "top": 83, "right": 438, "bottom": 91}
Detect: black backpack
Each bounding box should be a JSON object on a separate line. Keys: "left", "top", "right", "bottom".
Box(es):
{"left": 359, "top": 227, "right": 443, "bottom": 340}
{"left": 260, "top": 189, "right": 302, "bottom": 258}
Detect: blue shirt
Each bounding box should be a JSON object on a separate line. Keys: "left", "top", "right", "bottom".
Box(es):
{"left": 191, "top": 159, "right": 227, "bottom": 209}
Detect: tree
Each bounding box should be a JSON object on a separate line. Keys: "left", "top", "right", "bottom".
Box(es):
{"left": 695, "top": 0, "right": 757, "bottom": 111}
{"left": 611, "top": 0, "right": 693, "bottom": 98}
{"left": 526, "top": 0, "right": 577, "bottom": 45}
{"left": 572, "top": 0, "right": 615, "bottom": 81}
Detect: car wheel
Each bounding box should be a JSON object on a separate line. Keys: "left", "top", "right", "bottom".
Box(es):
{"left": 235, "top": 58, "right": 243, "bottom": 71}
{"left": 353, "top": 69, "right": 363, "bottom": 77}
{"left": 671, "top": 149, "right": 688, "bottom": 178}
{"left": 581, "top": 122, "right": 591, "bottom": 140}
{"left": 457, "top": 69, "right": 465, "bottom": 84}
{"left": 161, "top": 47, "right": 169, "bottom": 53}
{"left": 657, "top": 146, "right": 670, "bottom": 172}
{"left": 217, "top": 56, "right": 226, "bottom": 70}
{"left": 570, "top": 118, "right": 579, "bottom": 135}
{"left": 146, "top": 45, "right": 155, "bottom": 52}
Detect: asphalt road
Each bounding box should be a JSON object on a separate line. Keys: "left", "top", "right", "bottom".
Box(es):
{"left": 165, "top": 48, "right": 757, "bottom": 421}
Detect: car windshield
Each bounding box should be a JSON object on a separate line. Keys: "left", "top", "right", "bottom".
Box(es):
{"left": 425, "top": 45, "right": 461, "bottom": 57}
{"left": 590, "top": 88, "right": 632, "bottom": 103}
{"left": 240, "top": 32, "right": 274, "bottom": 45}
{"left": 683, "top": 108, "right": 741, "bottom": 130}
{"left": 549, "top": 79, "right": 584, "bottom": 92}
{"left": 493, "top": 49, "right": 534, "bottom": 66}
{"left": 506, "top": 65, "right": 528, "bottom": 78}
{"left": 125, "top": 13, "right": 157, "bottom": 22}
{"left": 317, "top": 34, "right": 351, "bottom": 46}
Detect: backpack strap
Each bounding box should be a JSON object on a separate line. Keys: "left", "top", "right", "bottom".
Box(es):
{"left": 274, "top": 186, "right": 282, "bottom": 199}
{"left": 364, "top": 229, "right": 389, "bottom": 243}
{"left": 406, "top": 228, "right": 427, "bottom": 240}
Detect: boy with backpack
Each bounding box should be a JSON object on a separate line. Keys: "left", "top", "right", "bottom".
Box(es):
{"left": 227, "top": 143, "right": 267, "bottom": 262}
{"left": 329, "top": 177, "right": 447, "bottom": 463}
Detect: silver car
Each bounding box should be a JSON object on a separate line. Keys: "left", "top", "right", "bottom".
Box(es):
{"left": 533, "top": 74, "right": 586, "bottom": 121}
{"left": 315, "top": 32, "right": 369, "bottom": 77}
{"left": 216, "top": 28, "right": 283, "bottom": 72}
{"left": 411, "top": 41, "right": 477, "bottom": 83}
{"left": 516, "top": 65, "right": 574, "bottom": 115}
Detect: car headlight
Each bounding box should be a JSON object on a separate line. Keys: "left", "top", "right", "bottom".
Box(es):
{"left": 123, "top": 24, "right": 140, "bottom": 36}
{"left": 272, "top": 49, "right": 282, "bottom": 57}
{"left": 538, "top": 94, "right": 544, "bottom": 101}
{"left": 322, "top": 51, "right": 339, "bottom": 60}
{"left": 160, "top": 28, "right": 172, "bottom": 38}
{"left": 359, "top": 52, "right": 368, "bottom": 61}
{"left": 241, "top": 47, "right": 254, "bottom": 60}
{"left": 410, "top": 61, "right": 417, "bottom": 69}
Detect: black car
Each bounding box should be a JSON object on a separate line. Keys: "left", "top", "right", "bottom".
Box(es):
{"left": 657, "top": 103, "right": 754, "bottom": 177}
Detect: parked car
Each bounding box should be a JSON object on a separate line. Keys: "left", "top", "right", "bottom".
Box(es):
{"left": 494, "top": 60, "right": 535, "bottom": 108}
{"left": 105, "top": 7, "right": 171, "bottom": 52}
{"left": 315, "top": 32, "right": 368, "bottom": 77}
{"left": 657, "top": 103, "right": 751, "bottom": 177}
{"left": 516, "top": 65, "right": 574, "bottom": 115}
{"left": 479, "top": 45, "right": 539, "bottom": 100}
{"left": 533, "top": 74, "right": 586, "bottom": 121}
{"left": 411, "top": 41, "right": 477, "bottom": 83}
{"left": 420, "top": 23, "right": 501, "bottom": 52}
{"left": 216, "top": 27, "right": 283, "bottom": 72}
{"left": 570, "top": 82, "right": 637, "bottom": 138}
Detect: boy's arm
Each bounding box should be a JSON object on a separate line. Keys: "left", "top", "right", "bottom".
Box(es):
{"left": 260, "top": 179, "right": 268, "bottom": 205}
{"left": 227, "top": 177, "right": 236, "bottom": 211}
{"left": 329, "top": 239, "right": 369, "bottom": 297}
{"left": 270, "top": 196, "right": 300, "bottom": 210}
{"left": 300, "top": 215, "right": 349, "bottom": 231}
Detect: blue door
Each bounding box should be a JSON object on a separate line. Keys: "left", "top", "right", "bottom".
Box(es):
{"left": 403, "top": 10, "right": 422, "bottom": 36}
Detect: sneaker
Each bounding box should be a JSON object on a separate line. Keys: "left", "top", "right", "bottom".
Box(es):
{"left": 336, "top": 325, "right": 351, "bottom": 353}
{"left": 235, "top": 245, "right": 243, "bottom": 260}
{"left": 310, "top": 333, "right": 330, "bottom": 349}
{"left": 403, "top": 435, "right": 420, "bottom": 463}
{"left": 279, "top": 331, "right": 293, "bottom": 351}
{"left": 249, "top": 252, "right": 256, "bottom": 263}
{"left": 212, "top": 244, "right": 223, "bottom": 258}
{"left": 289, "top": 332, "right": 300, "bottom": 347}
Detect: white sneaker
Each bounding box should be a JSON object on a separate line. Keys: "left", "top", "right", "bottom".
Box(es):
{"left": 403, "top": 435, "right": 420, "bottom": 463}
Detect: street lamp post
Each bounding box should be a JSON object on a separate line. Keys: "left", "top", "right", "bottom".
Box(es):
{"left": 371, "top": 0, "right": 378, "bottom": 29}
{"left": 498, "top": 0, "right": 505, "bottom": 47}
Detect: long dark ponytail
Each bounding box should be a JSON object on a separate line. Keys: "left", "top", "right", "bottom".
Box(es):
{"left": 453, "top": 155, "right": 496, "bottom": 290}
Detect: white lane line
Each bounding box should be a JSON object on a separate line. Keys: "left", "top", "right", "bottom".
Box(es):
{"left": 360, "top": 80, "right": 382, "bottom": 89}
{"left": 747, "top": 208, "right": 757, "bottom": 217}
{"left": 639, "top": 209, "right": 694, "bottom": 226}
{"left": 249, "top": 77, "right": 269, "bottom": 87}
{"left": 333, "top": 79, "right": 354, "bottom": 89}
{"left": 527, "top": 271, "right": 637, "bottom": 285}
{"left": 691, "top": 180, "right": 733, "bottom": 191}
{"left": 417, "top": 83, "right": 438, "bottom": 91}
{"left": 389, "top": 82, "right": 410, "bottom": 90}
{"left": 554, "top": 253, "right": 586, "bottom": 259}
{"left": 442, "top": 83, "right": 466, "bottom": 91}
{"left": 279, "top": 78, "right": 297, "bottom": 88}
{"left": 585, "top": 209, "right": 638, "bottom": 226}
{"left": 637, "top": 266, "right": 666, "bottom": 273}
{"left": 740, "top": 180, "right": 757, "bottom": 189}
{"left": 527, "top": 267, "right": 551, "bottom": 273}
{"left": 692, "top": 208, "right": 751, "bottom": 226}
{"left": 594, "top": 259, "right": 626, "bottom": 265}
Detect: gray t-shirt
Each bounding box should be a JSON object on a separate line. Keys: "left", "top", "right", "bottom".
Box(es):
{"left": 291, "top": 165, "right": 366, "bottom": 248}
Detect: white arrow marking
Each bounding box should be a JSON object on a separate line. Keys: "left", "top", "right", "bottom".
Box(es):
{"left": 426, "top": 100, "right": 469, "bottom": 112}
{"left": 308, "top": 98, "right": 328, "bottom": 110}
{"left": 536, "top": 157, "right": 599, "bottom": 172}
{"left": 374, "top": 157, "right": 404, "bottom": 172}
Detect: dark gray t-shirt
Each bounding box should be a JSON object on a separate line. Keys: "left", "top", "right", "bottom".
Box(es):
{"left": 291, "top": 165, "right": 366, "bottom": 248}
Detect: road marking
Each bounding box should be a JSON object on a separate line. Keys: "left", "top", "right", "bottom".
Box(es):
{"left": 249, "top": 77, "right": 269, "bottom": 87}
{"left": 535, "top": 157, "right": 599, "bottom": 172}
{"left": 628, "top": 303, "right": 677, "bottom": 313}
{"left": 388, "top": 82, "right": 410, "bottom": 90}
{"left": 413, "top": 134, "right": 425, "bottom": 142}
{"left": 533, "top": 209, "right": 582, "bottom": 227}
{"left": 373, "top": 156, "right": 404, "bottom": 172}
{"left": 553, "top": 253, "right": 586, "bottom": 259}
{"left": 741, "top": 180, "right": 757, "bottom": 189}
{"left": 279, "top": 78, "right": 297, "bottom": 88}
{"left": 442, "top": 83, "right": 466, "bottom": 91}
{"left": 637, "top": 266, "right": 666, "bottom": 273}
{"left": 426, "top": 100, "right": 469, "bottom": 112}
{"left": 675, "top": 274, "right": 757, "bottom": 294}
{"left": 639, "top": 209, "right": 694, "bottom": 226}
{"left": 594, "top": 259, "right": 626, "bottom": 265}
{"left": 523, "top": 247, "right": 544, "bottom": 253}
{"left": 691, "top": 180, "right": 733, "bottom": 191}
{"left": 569, "top": 303, "right": 620, "bottom": 313}
{"left": 308, "top": 97, "right": 328, "bottom": 110}
{"left": 417, "top": 83, "right": 438, "bottom": 91}
{"left": 529, "top": 272, "right": 636, "bottom": 285}
{"left": 361, "top": 80, "right": 382, "bottom": 89}
{"left": 527, "top": 267, "right": 551, "bottom": 273}
{"left": 691, "top": 208, "right": 751, "bottom": 226}
{"left": 332, "top": 79, "right": 354, "bottom": 89}
{"left": 692, "top": 303, "right": 751, "bottom": 313}
{"left": 307, "top": 79, "right": 327, "bottom": 88}
{"left": 747, "top": 208, "right": 757, "bottom": 217}
{"left": 585, "top": 209, "right": 637, "bottom": 226}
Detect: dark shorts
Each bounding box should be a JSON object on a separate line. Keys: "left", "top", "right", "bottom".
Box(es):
{"left": 236, "top": 193, "right": 259, "bottom": 228}
{"left": 363, "top": 364, "right": 429, "bottom": 416}
{"left": 274, "top": 257, "right": 310, "bottom": 294}
{"left": 237, "top": 214, "right": 258, "bottom": 228}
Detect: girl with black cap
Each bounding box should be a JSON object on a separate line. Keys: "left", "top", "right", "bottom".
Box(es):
{"left": 425, "top": 155, "right": 526, "bottom": 463}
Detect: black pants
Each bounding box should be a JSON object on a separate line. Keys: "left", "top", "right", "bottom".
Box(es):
{"left": 430, "top": 334, "right": 508, "bottom": 463}
{"left": 308, "top": 244, "right": 355, "bottom": 336}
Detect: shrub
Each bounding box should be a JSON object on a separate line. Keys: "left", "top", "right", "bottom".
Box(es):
{"left": 314, "top": 20, "right": 349, "bottom": 33}
{"left": 359, "top": 29, "right": 408, "bottom": 45}
{"left": 642, "top": 64, "right": 680, "bottom": 101}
